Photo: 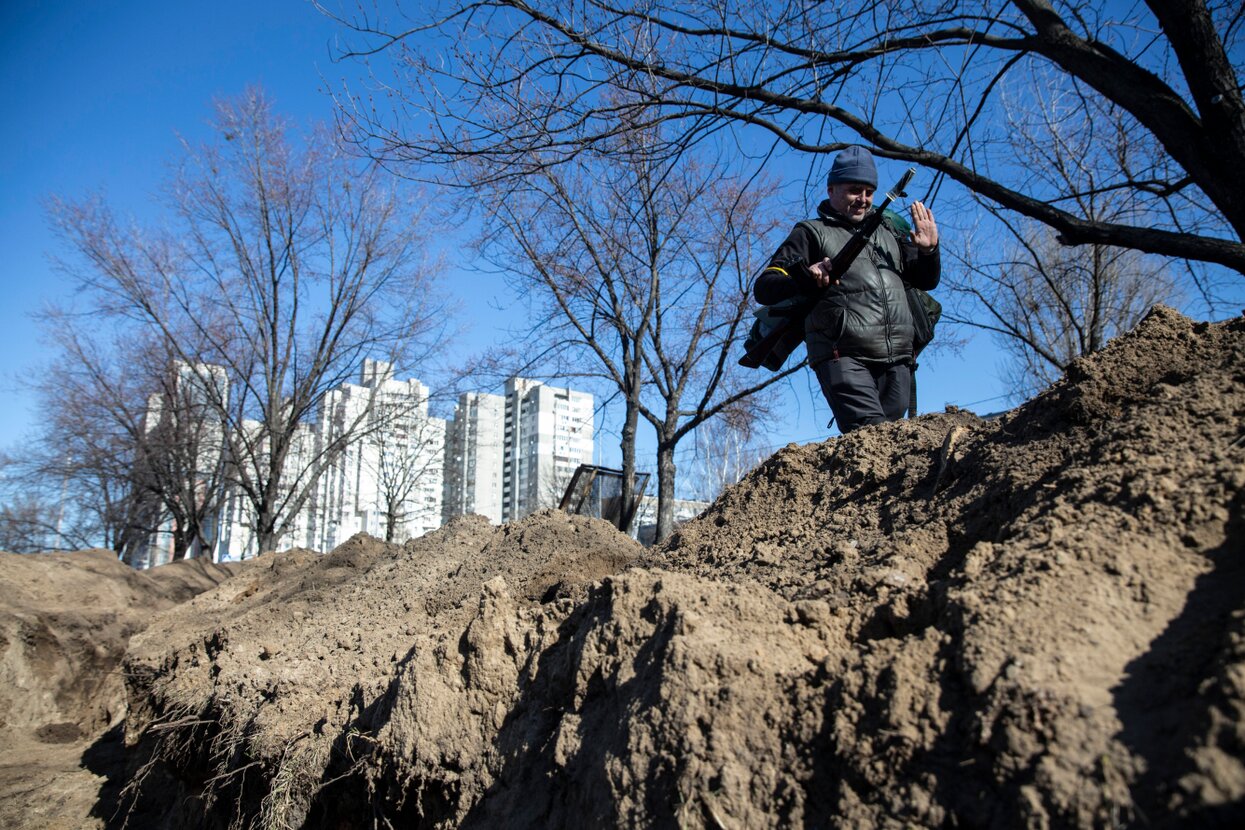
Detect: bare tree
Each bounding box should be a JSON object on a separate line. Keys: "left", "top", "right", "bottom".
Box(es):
{"left": 947, "top": 217, "right": 1181, "bottom": 400}
{"left": 941, "top": 64, "right": 1184, "bottom": 399}
{"left": 5, "top": 325, "right": 161, "bottom": 557}
{"left": 2, "top": 312, "right": 236, "bottom": 563}
{"left": 684, "top": 405, "right": 771, "bottom": 503}
{"left": 0, "top": 492, "right": 62, "bottom": 554}
{"left": 365, "top": 398, "right": 446, "bottom": 543}
{"left": 330, "top": 0, "right": 1245, "bottom": 274}
{"left": 0, "top": 446, "right": 85, "bottom": 554}
{"left": 133, "top": 358, "right": 232, "bottom": 562}
{"left": 470, "top": 127, "right": 798, "bottom": 540}
{"left": 49, "top": 89, "right": 444, "bottom": 556}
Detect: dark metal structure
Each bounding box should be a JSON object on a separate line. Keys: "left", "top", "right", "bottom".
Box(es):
{"left": 558, "top": 464, "right": 650, "bottom": 533}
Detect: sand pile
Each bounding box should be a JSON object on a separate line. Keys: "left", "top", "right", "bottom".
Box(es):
{"left": 1, "top": 305, "right": 1241, "bottom": 829}
{"left": 118, "top": 510, "right": 643, "bottom": 827}
{"left": 641, "top": 305, "right": 1245, "bottom": 827}
{"left": 0, "top": 550, "right": 236, "bottom": 738}
{"left": 0, "top": 550, "right": 235, "bottom": 829}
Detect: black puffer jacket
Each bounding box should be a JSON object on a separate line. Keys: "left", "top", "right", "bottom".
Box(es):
{"left": 755, "top": 199, "right": 940, "bottom": 366}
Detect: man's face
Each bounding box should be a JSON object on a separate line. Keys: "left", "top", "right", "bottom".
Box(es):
{"left": 828, "top": 182, "right": 875, "bottom": 223}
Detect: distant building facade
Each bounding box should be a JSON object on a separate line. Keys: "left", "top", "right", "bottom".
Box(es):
{"left": 134, "top": 363, "right": 595, "bottom": 567}
{"left": 632, "top": 496, "right": 709, "bottom": 545}
{"left": 135, "top": 361, "right": 230, "bottom": 569}
{"left": 303, "top": 360, "right": 446, "bottom": 551}
{"left": 442, "top": 391, "right": 506, "bottom": 524}
{"left": 501, "top": 377, "right": 595, "bottom": 522}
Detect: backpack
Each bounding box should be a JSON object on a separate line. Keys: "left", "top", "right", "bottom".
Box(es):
{"left": 880, "top": 209, "right": 941, "bottom": 357}
{"left": 740, "top": 297, "right": 808, "bottom": 370}
{"left": 879, "top": 209, "right": 942, "bottom": 416}
{"left": 907, "top": 282, "right": 941, "bottom": 357}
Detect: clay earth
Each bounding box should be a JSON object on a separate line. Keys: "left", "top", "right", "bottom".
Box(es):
{"left": 0, "top": 305, "right": 1241, "bottom": 828}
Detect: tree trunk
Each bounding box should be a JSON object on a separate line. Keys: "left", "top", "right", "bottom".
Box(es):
{"left": 620, "top": 407, "right": 638, "bottom": 532}
{"left": 256, "top": 504, "right": 280, "bottom": 555}
{"left": 193, "top": 524, "right": 216, "bottom": 562}
{"left": 171, "top": 521, "right": 191, "bottom": 561}
{"left": 619, "top": 363, "right": 642, "bottom": 532}
{"left": 654, "top": 437, "right": 677, "bottom": 543}
{"left": 385, "top": 505, "right": 399, "bottom": 543}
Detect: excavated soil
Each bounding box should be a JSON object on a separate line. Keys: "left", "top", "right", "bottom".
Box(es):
{"left": 0, "top": 551, "right": 236, "bottom": 829}
{"left": 0, "top": 305, "right": 1242, "bottom": 829}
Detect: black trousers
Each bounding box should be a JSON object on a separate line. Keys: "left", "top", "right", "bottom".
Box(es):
{"left": 813, "top": 355, "right": 911, "bottom": 433}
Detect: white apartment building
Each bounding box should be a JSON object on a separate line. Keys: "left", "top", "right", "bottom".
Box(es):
{"left": 213, "top": 416, "right": 319, "bottom": 561}
{"left": 301, "top": 360, "right": 445, "bottom": 551}
{"left": 212, "top": 360, "right": 446, "bottom": 561}
{"left": 442, "top": 391, "right": 506, "bottom": 524}
{"left": 501, "top": 377, "right": 594, "bottom": 522}
{"left": 135, "top": 363, "right": 594, "bottom": 567}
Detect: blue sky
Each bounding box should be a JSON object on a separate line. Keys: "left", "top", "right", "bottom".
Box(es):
{"left": 0, "top": 3, "right": 324, "bottom": 396}
{"left": 1, "top": 0, "right": 420, "bottom": 445}
{"left": 8, "top": 0, "right": 1221, "bottom": 480}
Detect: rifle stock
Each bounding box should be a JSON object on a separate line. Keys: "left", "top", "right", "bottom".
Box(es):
{"left": 739, "top": 167, "right": 915, "bottom": 370}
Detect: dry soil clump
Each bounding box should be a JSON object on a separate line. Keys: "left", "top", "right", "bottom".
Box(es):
{"left": 118, "top": 510, "right": 643, "bottom": 827}
{"left": 0, "top": 551, "right": 235, "bottom": 829}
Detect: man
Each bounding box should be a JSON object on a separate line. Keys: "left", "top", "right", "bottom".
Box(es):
{"left": 755, "top": 146, "right": 940, "bottom": 432}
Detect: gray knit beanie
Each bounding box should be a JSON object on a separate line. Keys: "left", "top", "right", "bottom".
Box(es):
{"left": 826, "top": 146, "right": 878, "bottom": 188}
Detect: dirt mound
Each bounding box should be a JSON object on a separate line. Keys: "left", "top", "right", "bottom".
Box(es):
{"left": 0, "top": 550, "right": 235, "bottom": 736}
{"left": 0, "top": 550, "right": 236, "bottom": 829}
{"left": 5, "top": 305, "right": 1243, "bottom": 829}
{"left": 635, "top": 304, "right": 1245, "bottom": 826}
{"left": 118, "top": 510, "right": 643, "bottom": 827}
{"left": 365, "top": 305, "right": 1242, "bottom": 830}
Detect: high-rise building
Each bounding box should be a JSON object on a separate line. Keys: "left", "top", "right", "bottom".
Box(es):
{"left": 304, "top": 360, "right": 445, "bottom": 550}
{"left": 209, "top": 360, "right": 446, "bottom": 562}
{"left": 134, "top": 363, "right": 594, "bottom": 567}
{"left": 442, "top": 391, "right": 506, "bottom": 524}
{"left": 501, "top": 378, "right": 594, "bottom": 522}
{"left": 213, "top": 416, "right": 309, "bottom": 562}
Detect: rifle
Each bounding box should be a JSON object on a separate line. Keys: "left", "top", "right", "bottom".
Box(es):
{"left": 739, "top": 167, "right": 916, "bottom": 369}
